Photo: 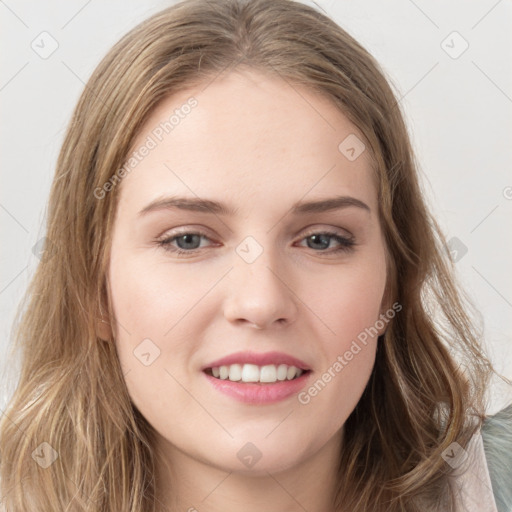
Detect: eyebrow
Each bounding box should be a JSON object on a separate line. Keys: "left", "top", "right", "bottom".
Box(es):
{"left": 138, "top": 195, "right": 371, "bottom": 217}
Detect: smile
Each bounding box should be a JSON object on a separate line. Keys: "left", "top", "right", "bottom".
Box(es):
{"left": 204, "top": 363, "right": 308, "bottom": 383}
{"left": 203, "top": 365, "right": 311, "bottom": 404}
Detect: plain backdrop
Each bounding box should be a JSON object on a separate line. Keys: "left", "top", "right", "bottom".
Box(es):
{"left": 1, "top": 0, "right": 511, "bottom": 414}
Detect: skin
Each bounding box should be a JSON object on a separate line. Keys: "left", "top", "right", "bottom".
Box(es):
{"left": 105, "top": 68, "right": 389, "bottom": 512}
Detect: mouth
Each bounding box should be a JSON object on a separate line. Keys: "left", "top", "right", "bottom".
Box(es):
{"left": 203, "top": 363, "right": 311, "bottom": 384}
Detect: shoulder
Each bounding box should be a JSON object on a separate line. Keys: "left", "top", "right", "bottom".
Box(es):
{"left": 481, "top": 403, "right": 512, "bottom": 512}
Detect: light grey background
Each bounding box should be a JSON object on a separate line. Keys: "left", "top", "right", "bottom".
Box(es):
{"left": 1, "top": 0, "right": 511, "bottom": 414}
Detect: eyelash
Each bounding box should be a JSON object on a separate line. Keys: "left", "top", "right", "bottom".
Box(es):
{"left": 156, "top": 228, "right": 356, "bottom": 257}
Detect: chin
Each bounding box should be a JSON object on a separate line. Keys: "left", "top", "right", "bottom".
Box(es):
{"left": 204, "top": 432, "right": 315, "bottom": 475}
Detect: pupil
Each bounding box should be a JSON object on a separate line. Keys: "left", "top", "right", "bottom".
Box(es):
{"left": 309, "top": 234, "right": 329, "bottom": 250}
{"left": 179, "top": 234, "right": 200, "bottom": 249}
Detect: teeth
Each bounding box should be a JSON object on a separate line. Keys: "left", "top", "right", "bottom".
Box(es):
{"left": 276, "top": 364, "right": 288, "bottom": 381}
{"left": 210, "top": 363, "right": 305, "bottom": 383}
{"left": 260, "top": 364, "right": 276, "bottom": 383}
{"left": 241, "top": 363, "right": 260, "bottom": 382}
{"left": 219, "top": 366, "right": 229, "bottom": 380}
{"left": 228, "top": 363, "right": 242, "bottom": 381}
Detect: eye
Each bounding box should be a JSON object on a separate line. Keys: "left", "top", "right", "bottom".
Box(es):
{"left": 296, "top": 231, "right": 356, "bottom": 254}
{"left": 156, "top": 230, "right": 213, "bottom": 256}
{"left": 156, "top": 229, "right": 356, "bottom": 257}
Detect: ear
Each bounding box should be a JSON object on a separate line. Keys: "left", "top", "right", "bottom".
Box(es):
{"left": 96, "top": 280, "right": 113, "bottom": 342}
{"left": 376, "top": 277, "right": 395, "bottom": 337}
{"left": 96, "top": 315, "right": 112, "bottom": 342}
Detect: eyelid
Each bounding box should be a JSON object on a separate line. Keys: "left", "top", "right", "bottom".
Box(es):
{"left": 156, "top": 224, "right": 353, "bottom": 240}
{"left": 300, "top": 225, "right": 353, "bottom": 239}
{"left": 155, "top": 225, "right": 212, "bottom": 239}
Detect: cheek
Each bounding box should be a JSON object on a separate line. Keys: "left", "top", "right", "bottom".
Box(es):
{"left": 107, "top": 251, "right": 225, "bottom": 406}
{"left": 296, "top": 256, "right": 385, "bottom": 423}
{"left": 107, "top": 256, "right": 200, "bottom": 427}
{"left": 308, "top": 257, "right": 387, "bottom": 343}
{"left": 107, "top": 253, "right": 176, "bottom": 379}
{"left": 298, "top": 287, "right": 380, "bottom": 438}
{"left": 108, "top": 252, "right": 206, "bottom": 341}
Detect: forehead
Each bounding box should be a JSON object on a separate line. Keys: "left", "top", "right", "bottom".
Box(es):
{"left": 118, "top": 69, "right": 377, "bottom": 215}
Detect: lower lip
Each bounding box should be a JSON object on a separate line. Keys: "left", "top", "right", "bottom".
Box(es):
{"left": 203, "top": 371, "right": 311, "bottom": 404}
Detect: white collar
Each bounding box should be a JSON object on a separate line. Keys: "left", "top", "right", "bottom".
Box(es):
{"left": 450, "top": 430, "right": 498, "bottom": 512}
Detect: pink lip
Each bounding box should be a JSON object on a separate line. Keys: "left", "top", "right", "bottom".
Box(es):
{"left": 201, "top": 351, "right": 311, "bottom": 371}
{"left": 203, "top": 371, "right": 311, "bottom": 404}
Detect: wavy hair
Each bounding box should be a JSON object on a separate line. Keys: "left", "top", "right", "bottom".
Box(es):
{"left": 0, "top": 0, "right": 508, "bottom": 510}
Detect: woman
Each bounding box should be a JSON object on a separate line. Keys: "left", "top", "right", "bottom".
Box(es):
{"left": 0, "top": 0, "right": 510, "bottom": 510}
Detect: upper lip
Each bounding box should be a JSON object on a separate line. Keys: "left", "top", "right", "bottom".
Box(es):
{"left": 202, "top": 351, "right": 311, "bottom": 371}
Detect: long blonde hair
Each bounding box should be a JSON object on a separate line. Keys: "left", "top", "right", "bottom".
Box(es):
{"left": 0, "top": 0, "right": 507, "bottom": 510}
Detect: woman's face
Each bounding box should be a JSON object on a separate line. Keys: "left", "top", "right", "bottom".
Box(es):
{"left": 106, "top": 69, "right": 389, "bottom": 476}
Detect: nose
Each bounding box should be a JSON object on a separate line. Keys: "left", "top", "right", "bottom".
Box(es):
{"left": 222, "top": 248, "right": 299, "bottom": 330}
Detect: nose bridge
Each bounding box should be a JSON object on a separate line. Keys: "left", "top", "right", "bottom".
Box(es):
{"left": 223, "top": 234, "right": 298, "bottom": 328}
